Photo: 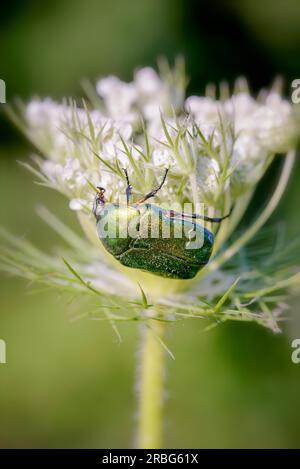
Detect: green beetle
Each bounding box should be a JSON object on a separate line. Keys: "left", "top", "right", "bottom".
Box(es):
{"left": 93, "top": 169, "right": 230, "bottom": 279}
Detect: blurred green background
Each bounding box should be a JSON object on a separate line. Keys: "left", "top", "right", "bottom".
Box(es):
{"left": 1, "top": 0, "right": 300, "bottom": 448}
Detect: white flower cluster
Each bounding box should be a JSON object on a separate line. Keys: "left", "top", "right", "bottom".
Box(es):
{"left": 24, "top": 66, "right": 297, "bottom": 213}
{"left": 185, "top": 91, "right": 296, "bottom": 198}
{"left": 26, "top": 99, "right": 132, "bottom": 212}
{"left": 97, "top": 67, "right": 174, "bottom": 125}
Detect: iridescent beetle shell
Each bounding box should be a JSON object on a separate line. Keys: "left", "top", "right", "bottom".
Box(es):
{"left": 93, "top": 170, "right": 230, "bottom": 279}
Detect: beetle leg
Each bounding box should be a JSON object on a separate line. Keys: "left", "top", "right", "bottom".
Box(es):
{"left": 136, "top": 168, "right": 168, "bottom": 204}
{"left": 167, "top": 207, "right": 232, "bottom": 223}
{"left": 122, "top": 168, "right": 132, "bottom": 205}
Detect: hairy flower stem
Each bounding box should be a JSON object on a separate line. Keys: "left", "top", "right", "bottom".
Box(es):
{"left": 137, "top": 320, "right": 166, "bottom": 449}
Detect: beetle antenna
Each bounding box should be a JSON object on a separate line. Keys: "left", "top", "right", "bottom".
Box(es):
{"left": 136, "top": 168, "right": 168, "bottom": 204}
{"left": 122, "top": 168, "right": 132, "bottom": 205}
{"left": 122, "top": 168, "right": 130, "bottom": 185}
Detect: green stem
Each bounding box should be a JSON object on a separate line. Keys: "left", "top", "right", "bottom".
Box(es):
{"left": 137, "top": 320, "right": 166, "bottom": 449}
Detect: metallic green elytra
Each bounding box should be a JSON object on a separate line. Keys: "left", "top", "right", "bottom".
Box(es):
{"left": 93, "top": 169, "right": 231, "bottom": 279}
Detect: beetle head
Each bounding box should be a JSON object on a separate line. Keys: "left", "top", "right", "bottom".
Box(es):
{"left": 93, "top": 186, "right": 106, "bottom": 220}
